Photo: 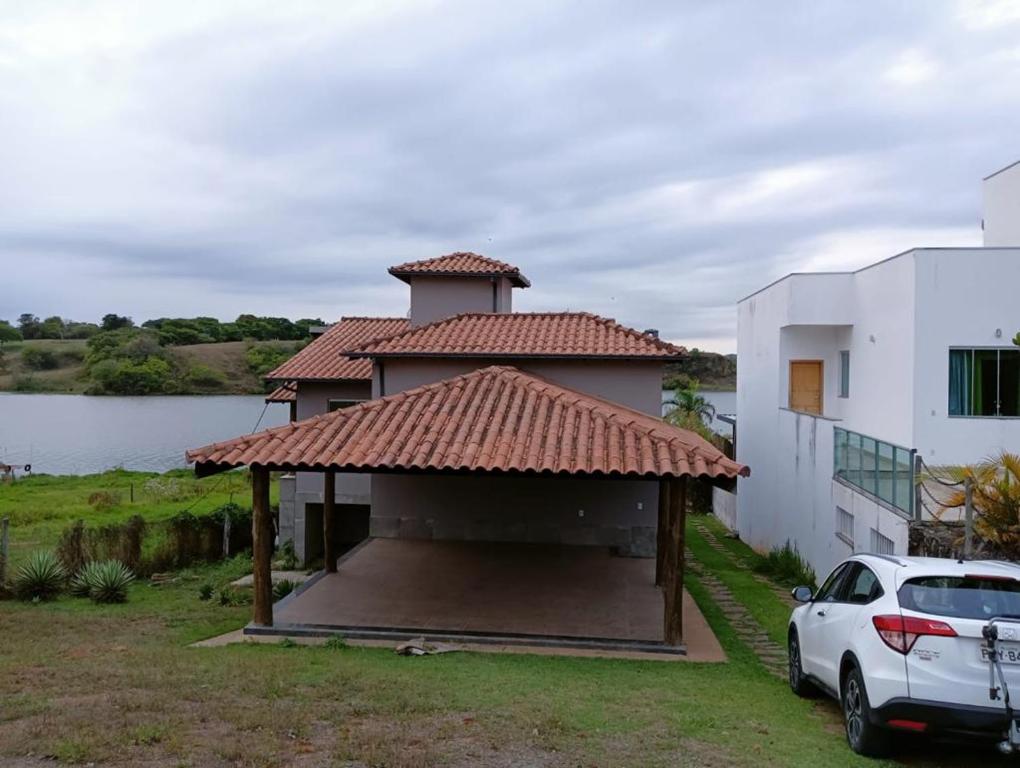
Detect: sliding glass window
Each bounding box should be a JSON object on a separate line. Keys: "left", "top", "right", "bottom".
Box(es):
{"left": 948, "top": 348, "right": 1020, "bottom": 417}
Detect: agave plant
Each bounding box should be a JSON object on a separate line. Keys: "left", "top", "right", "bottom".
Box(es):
{"left": 70, "top": 561, "right": 104, "bottom": 597}
{"left": 83, "top": 560, "right": 135, "bottom": 604}
{"left": 934, "top": 452, "right": 1020, "bottom": 555}
{"left": 13, "top": 551, "right": 67, "bottom": 601}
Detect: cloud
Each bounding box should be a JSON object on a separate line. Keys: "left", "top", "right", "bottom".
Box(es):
{"left": 0, "top": 0, "right": 1017, "bottom": 352}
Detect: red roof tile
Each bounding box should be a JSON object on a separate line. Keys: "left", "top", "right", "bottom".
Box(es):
{"left": 188, "top": 365, "right": 747, "bottom": 481}
{"left": 347, "top": 312, "right": 683, "bottom": 360}
{"left": 266, "top": 317, "right": 409, "bottom": 381}
{"left": 389, "top": 252, "right": 530, "bottom": 287}
{"left": 265, "top": 382, "right": 297, "bottom": 403}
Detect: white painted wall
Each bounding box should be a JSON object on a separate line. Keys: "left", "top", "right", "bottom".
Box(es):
{"left": 912, "top": 248, "right": 1020, "bottom": 464}
{"left": 984, "top": 161, "right": 1020, "bottom": 246}
{"left": 735, "top": 246, "right": 1020, "bottom": 577}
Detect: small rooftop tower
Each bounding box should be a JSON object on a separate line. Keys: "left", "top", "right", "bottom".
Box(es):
{"left": 983, "top": 159, "right": 1020, "bottom": 246}
{"left": 388, "top": 252, "right": 531, "bottom": 327}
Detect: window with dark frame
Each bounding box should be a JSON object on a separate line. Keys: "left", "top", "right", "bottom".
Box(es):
{"left": 836, "top": 506, "right": 854, "bottom": 546}
{"left": 948, "top": 348, "right": 1020, "bottom": 417}
{"left": 838, "top": 350, "right": 850, "bottom": 398}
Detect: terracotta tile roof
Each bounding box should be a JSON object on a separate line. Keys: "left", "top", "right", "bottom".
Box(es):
{"left": 265, "top": 317, "right": 409, "bottom": 382}
{"left": 188, "top": 365, "right": 748, "bottom": 481}
{"left": 389, "top": 252, "right": 530, "bottom": 288}
{"left": 346, "top": 312, "right": 683, "bottom": 360}
{"left": 265, "top": 382, "right": 297, "bottom": 403}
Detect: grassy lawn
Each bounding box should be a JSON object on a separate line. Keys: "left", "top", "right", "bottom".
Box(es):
{"left": 0, "top": 509, "right": 1012, "bottom": 766}
{"left": 0, "top": 469, "right": 274, "bottom": 571}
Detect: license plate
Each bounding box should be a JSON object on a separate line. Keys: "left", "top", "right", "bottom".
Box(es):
{"left": 982, "top": 646, "right": 1020, "bottom": 664}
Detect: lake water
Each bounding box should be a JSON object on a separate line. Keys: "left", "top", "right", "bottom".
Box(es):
{"left": 0, "top": 394, "right": 290, "bottom": 476}
{"left": 0, "top": 389, "right": 738, "bottom": 477}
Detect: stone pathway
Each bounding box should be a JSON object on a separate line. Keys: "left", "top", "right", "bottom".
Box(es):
{"left": 686, "top": 520, "right": 791, "bottom": 680}
{"left": 691, "top": 518, "right": 796, "bottom": 608}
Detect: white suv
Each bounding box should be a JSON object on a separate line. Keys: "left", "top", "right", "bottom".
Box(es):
{"left": 788, "top": 554, "right": 1020, "bottom": 757}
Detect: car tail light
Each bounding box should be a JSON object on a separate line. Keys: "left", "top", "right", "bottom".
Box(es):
{"left": 872, "top": 614, "right": 957, "bottom": 654}
{"left": 886, "top": 719, "right": 928, "bottom": 732}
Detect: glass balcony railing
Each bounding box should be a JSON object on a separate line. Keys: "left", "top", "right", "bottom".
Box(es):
{"left": 833, "top": 427, "right": 916, "bottom": 518}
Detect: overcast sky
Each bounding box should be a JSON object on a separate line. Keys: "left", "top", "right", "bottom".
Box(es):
{"left": 2, "top": 1, "right": 1019, "bottom": 353}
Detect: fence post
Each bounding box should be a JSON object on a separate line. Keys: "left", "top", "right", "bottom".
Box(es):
{"left": 222, "top": 513, "right": 231, "bottom": 559}
{"left": 913, "top": 454, "right": 923, "bottom": 521}
{"left": 0, "top": 517, "right": 8, "bottom": 583}
{"left": 964, "top": 477, "right": 974, "bottom": 559}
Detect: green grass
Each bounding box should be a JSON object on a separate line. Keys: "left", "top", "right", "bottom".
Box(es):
{"left": 0, "top": 496, "right": 1006, "bottom": 765}
{"left": 0, "top": 469, "right": 276, "bottom": 570}
{"left": 686, "top": 514, "right": 794, "bottom": 645}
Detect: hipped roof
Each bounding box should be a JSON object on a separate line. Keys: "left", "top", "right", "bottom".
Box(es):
{"left": 389, "top": 252, "right": 530, "bottom": 287}
{"left": 187, "top": 365, "right": 748, "bottom": 482}
{"left": 265, "top": 382, "right": 297, "bottom": 403}
{"left": 265, "top": 316, "right": 409, "bottom": 382}
{"left": 346, "top": 312, "right": 684, "bottom": 360}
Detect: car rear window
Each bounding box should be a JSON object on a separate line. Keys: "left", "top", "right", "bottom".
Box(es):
{"left": 898, "top": 576, "right": 1020, "bottom": 620}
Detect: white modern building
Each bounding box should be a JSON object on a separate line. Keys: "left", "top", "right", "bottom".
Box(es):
{"left": 729, "top": 162, "right": 1020, "bottom": 578}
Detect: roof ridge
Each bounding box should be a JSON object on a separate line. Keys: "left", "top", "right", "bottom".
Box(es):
{"left": 344, "top": 310, "right": 684, "bottom": 358}
{"left": 338, "top": 316, "right": 409, "bottom": 321}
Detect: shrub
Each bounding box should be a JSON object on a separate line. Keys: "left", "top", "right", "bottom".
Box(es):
{"left": 83, "top": 560, "right": 134, "bottom": 603}
{"left": 20, "top": 346, "right": 59, "bottom": 371}
{"left": 324, "top": 634, "right": 347, "bottom": 650}
{"left": 275, "top": 540, "right": 298, "bottom": 570}
{"left": 245, "top": 343, "right": 293, "bottom": 376}
{"left": 11, "top": 375, "right": 44, "bottom": 393}
{"left": 70, "top": 561, "right": 103, "bottom": 597}
{"left": 56, "top": 516, "right": 146, "bottom": 574}
{"left": 218, "top": 587, "right": 252, "bottom": 607}
{"left": 273, "top": 579, "right": 295, "bottom": 601}
{"left": 754, "top": 540, "right": 816, "bottom": 589}
{"left": 187, "top": 363, "right": 227, "bottom": 389}
{"left": 13, "top": 551, "right": 66, "bottom": 601}
{"left": 198, "top": 583, "right": 214, "bottom": 601}
{"left": 87, "top": 490, "right": 122, "bottom": 511}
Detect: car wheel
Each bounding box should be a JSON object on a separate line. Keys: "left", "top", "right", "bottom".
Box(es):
{"left": 788, "top": 629, "right": 817, "bottom": 698}
{"left": 842, "top": 666, "right": 891, "bottom": 757}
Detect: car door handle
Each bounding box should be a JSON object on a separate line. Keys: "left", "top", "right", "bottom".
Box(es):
{"left": 816, "top": 609, "right": 827, "bottom": 617}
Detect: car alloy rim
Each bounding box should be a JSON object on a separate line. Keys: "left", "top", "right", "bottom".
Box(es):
{"left": 844, "top": 678, "right": 863, "bottom": 745}
{"left": 789, "top": 639, "right": 799, "bottom": 686}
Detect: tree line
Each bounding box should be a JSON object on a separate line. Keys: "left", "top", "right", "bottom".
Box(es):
{"left": 0, "top": 313, "right": 325, "bottom": 346}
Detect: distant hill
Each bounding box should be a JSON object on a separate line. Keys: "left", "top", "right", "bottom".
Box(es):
{"left": 663, "top": 350, "right": 736, "bottom": 392}
{"left": 0, "top": 338, "right": 297, "bottom": 395}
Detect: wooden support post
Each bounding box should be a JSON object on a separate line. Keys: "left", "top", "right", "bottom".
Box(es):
{"left": 655, "top": 480, "right": 669, "bottom": 586}
{"left": 251, "top": 466, "right": 273, "bottom": 627}
{"left": 663, "top": 476, "right": 687, "bottom": 646}
{"left": 323, "top": 471, "right": 337, "bottom": 573}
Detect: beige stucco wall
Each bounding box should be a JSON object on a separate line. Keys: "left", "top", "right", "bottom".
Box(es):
{"left": 408, "top": 275, "right": 512, "bottom": 326}
{"left": 376, "top": 357, "right": 664, "bottom": 415}
{"left": 371, "top": 473, "right": 659, "bottom": 556}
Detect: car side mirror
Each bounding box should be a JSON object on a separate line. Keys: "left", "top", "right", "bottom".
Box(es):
{"left": 792, "top": 586, "right": 814, "bottom": 603}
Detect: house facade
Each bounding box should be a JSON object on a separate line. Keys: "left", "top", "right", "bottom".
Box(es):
{"left": 189, "top": 252, "right": 747, "bottom": 650}
{"left": 730, "top": 164, "right": 1020, "bottom": 578}
{"left": 264, "top": 253, "right": 681, "bottom": 564}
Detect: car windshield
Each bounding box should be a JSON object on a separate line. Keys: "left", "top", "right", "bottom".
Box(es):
{"left": 898, "top": 575, "right": 1020, "bottom": 620}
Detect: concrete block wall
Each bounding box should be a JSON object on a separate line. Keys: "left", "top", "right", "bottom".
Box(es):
{"left": 370, "top": 474, "right": 659, "bottom": 557}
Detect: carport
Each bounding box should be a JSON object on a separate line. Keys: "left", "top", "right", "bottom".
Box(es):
{"left": 187, "top": 366, "right": 748, "bottom": 654}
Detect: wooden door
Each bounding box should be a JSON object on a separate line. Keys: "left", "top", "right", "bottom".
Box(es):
{"left": 790, "top": 360, "right": 823, "bottom": 415}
